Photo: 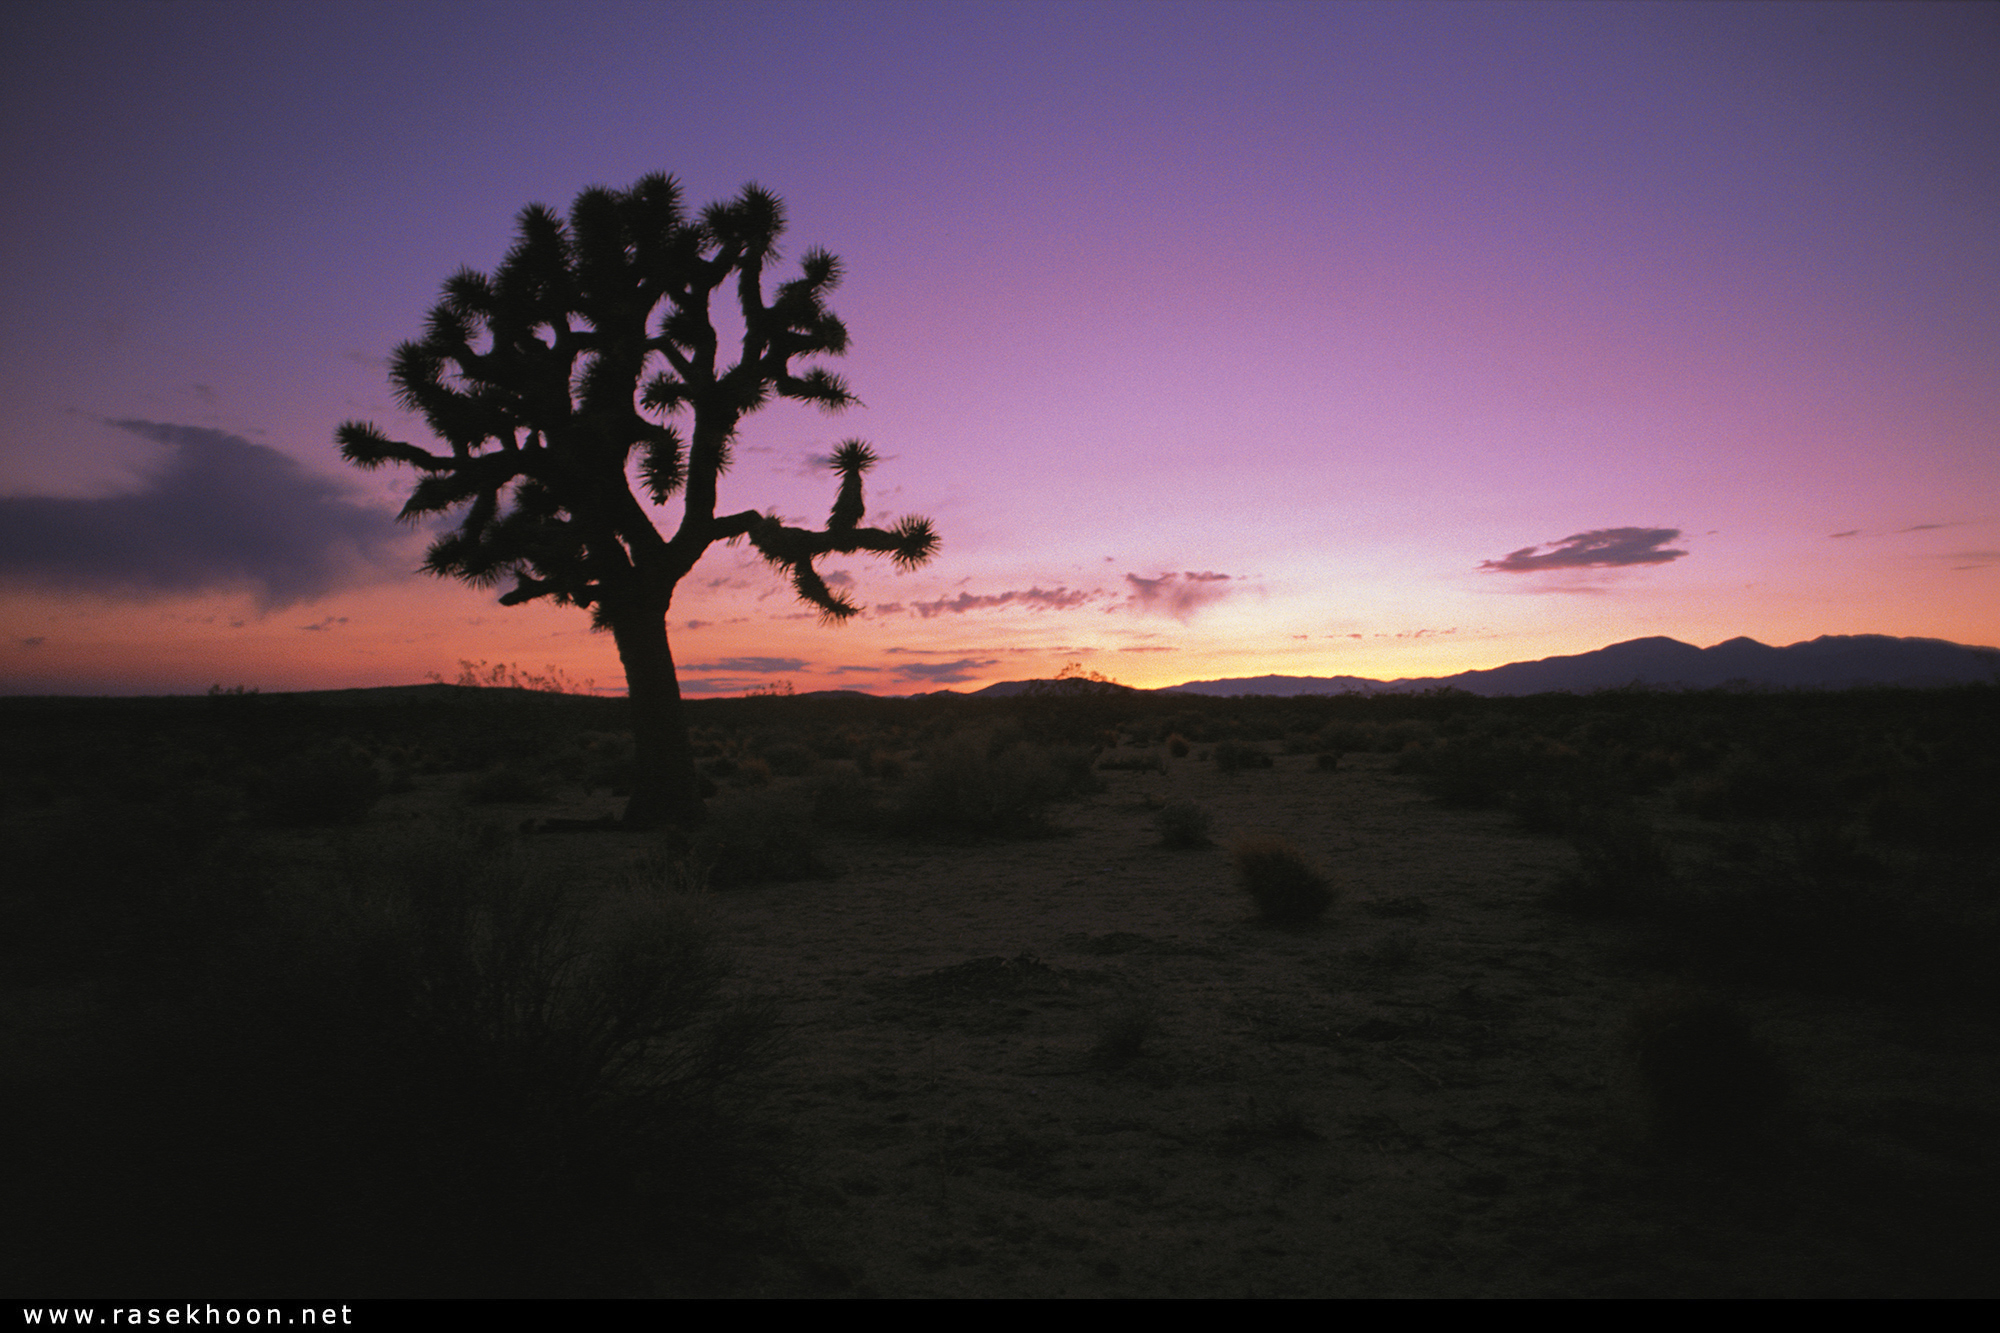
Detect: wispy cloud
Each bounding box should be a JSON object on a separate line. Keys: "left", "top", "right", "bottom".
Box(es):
{"left": 1479, "top": 528, "right": 1687, "bottom": 573}
{"left": 1122, "top": 571, "right": 1235, "bottom": 620}
{"left": 0, "top": 420, "right": 410, "bottom": 609}
{"left": 887, "top": 658, "right": 999, "bottom": 685}
{"left": 679, "top": 677, "right": 787, "bottom": 696}
{"left": 910, "top": 586, "right": 1096, "bottom": 618}
{"left": 683, "top": 656, "right": 809, "bottom": 674}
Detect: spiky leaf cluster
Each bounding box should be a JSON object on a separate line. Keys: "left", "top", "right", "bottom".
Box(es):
{"left": 338, "top": 174, "right": 931, "bottom": 623}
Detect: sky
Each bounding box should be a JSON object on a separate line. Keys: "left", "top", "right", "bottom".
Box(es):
{"left": 2, "top": 0, "right": 1996, "bottom": 697}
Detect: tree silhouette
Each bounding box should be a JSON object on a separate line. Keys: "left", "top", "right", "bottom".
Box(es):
{"left": 339, "top": 174, "right": 938, "bottom": 826}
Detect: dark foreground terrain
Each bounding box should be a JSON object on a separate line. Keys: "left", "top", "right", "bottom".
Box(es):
{"left": 3, "top": 683, "right": 1995, "bottom": 1296}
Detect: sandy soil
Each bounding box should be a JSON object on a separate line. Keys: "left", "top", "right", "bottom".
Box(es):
{"left": 485, "top": 749, "right": 2000, "bottom": 1297}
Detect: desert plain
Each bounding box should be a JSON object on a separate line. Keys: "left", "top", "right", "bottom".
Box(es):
{"left": 3, "top": 684, "right": 1995, "bottom": 1297}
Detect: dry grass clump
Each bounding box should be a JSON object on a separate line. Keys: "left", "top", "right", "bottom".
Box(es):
{"left": 1212, "top": 739, "right": 1274, "bottom": 773}
{"left": 1233, "top": 839, "right": 1336, "bottom": 925}
{"left": 896, "top": 731, "right": 1101, "bottom": 840}
{"left": 1090, "top": 997, "right": 1160, "bottom": 1069}
{"left": 1154, "top": 799, "right": 1212, "bottom": 848}
{"left": 1547, "top": 806, "right": 1674, "bottom": 917}
{"left": 690, "top": 789, "right": 828, "bottom": 886}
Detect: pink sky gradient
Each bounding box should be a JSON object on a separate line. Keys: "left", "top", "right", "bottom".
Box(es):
{"left": 3, "top": 1, "right": 1995, "bottom": 696}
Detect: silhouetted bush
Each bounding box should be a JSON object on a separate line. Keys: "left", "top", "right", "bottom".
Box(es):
{"left": 1234, "top": 839, "right": 1335, "bottom": 924}
{"left": 1547, "top": 807, "right": 1674, "bottom": 917}
{"left": 896, "top": 732, "right": 1101, "bottom": 839}
{"left": 1212, "top": 739, "right": 1273, "bottom": 773}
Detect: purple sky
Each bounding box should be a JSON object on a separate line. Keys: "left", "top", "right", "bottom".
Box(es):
{"left": 3, "top": 1, "right": 1996, "bottom": 695}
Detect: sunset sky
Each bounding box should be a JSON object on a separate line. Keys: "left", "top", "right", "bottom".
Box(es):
{"left": 3, "top": 0, "right": 1995, "bottom": 697}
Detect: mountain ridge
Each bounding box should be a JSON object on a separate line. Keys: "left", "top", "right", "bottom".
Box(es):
{"left": 967, "top": 634, "right": 2000, "bottom": 699}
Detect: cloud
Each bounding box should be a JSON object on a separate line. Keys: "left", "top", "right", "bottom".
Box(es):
{"left": 888, "top": 658, "right": 999, "bottom": 685}
{"left": 0, "top": 420, "right": 410, "bottom": 609}
{"left": 679, "top": 677, "right": 782, "bottom": 696}
{"left": 1829, "top": 529, "right": 1862, "bottom": 539}
{"left": 1118, "top": 645, "right": 1178, "bottom": 653}
{"left": 683, "top": 656, "right": 809, "bottom": 674}
{"left": 1479, "top": 528, "right": 1687, "bottom": 573}
{"left": 1122, "top": 571, "right": 1235, "bottom": 620}
{"left": 910, "top": 586, "right": 1096, "bottom": 618}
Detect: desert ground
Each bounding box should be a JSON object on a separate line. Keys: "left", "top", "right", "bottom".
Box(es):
{"left": 3, "top": 687, "right": 1995, "bottom": 1297}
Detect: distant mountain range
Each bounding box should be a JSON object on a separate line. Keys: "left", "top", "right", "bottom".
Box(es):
{"left": 968, "top": 635, "right": 2000, "bottom": 700}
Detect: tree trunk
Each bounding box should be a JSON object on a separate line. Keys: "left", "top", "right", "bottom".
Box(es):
{"left": 610, "top": 607, "right": 705, "bottom": 829}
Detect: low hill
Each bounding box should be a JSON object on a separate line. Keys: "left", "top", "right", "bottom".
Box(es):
{"left": 1160, "top": 634, "right": 2000, "bottom": 698}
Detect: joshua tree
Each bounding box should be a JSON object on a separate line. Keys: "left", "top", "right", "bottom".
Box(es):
{"left": 338, "top": 174, "right": 938, "bottom": 826}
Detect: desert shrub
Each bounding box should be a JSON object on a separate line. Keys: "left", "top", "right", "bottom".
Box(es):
{"left": 1315, "top": 751, "right": 1342, "bottom": 772}
{"left": 1674, "top": 750, "right": 1828, "bottom": 824}
{"left": 1547, "top": 807, "right": 1674, "bottom": 917}
{"left": 896, "top": 732, "right": 1101, "bottom": 840}
{"left": 463, "top": 764, "right": 548, "bottom": 805}
{"left": 759, "top": 741, "right": 818, "bottom": 778}
{"left": 1165, "top": 734, "right": 1191, "bottom": 759}
{"left": 1090, "top": 998, "right": 1159, "bottom": 1069}
{"left": 1155, "top": 799, "right": 1212, "bottom": 848}
{"left": 5, "top": 820, "right": 779, "bottom": 1295}
{"left": 863, "top": 748, "right": 907, "bottom": 782}
{"left": 1404, "top": 737, "right": 1525, "bottom": 808}
{"left": 810, "top": 763, "right": 887, "bottom": 831}
{"left": 1637, "top": 825, "right": 1998, "bottom": 1005}
{"left": 727, "top": 756, "right": 772, "bottom": 787}
{"left": 1233, "top": 839, "right": 1336, "bottom": 925}
{"left": 257, "top": 741, "right": 383, "bottom": 825}
{"left": 1212, "top": 739, "right": 1273, "bottom": 773}
{"left": 1625, "top": 990, "right": 1789, "bottom": 1165}
{"left": 691, "top": 790, "right": 828, "bottom": 886}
